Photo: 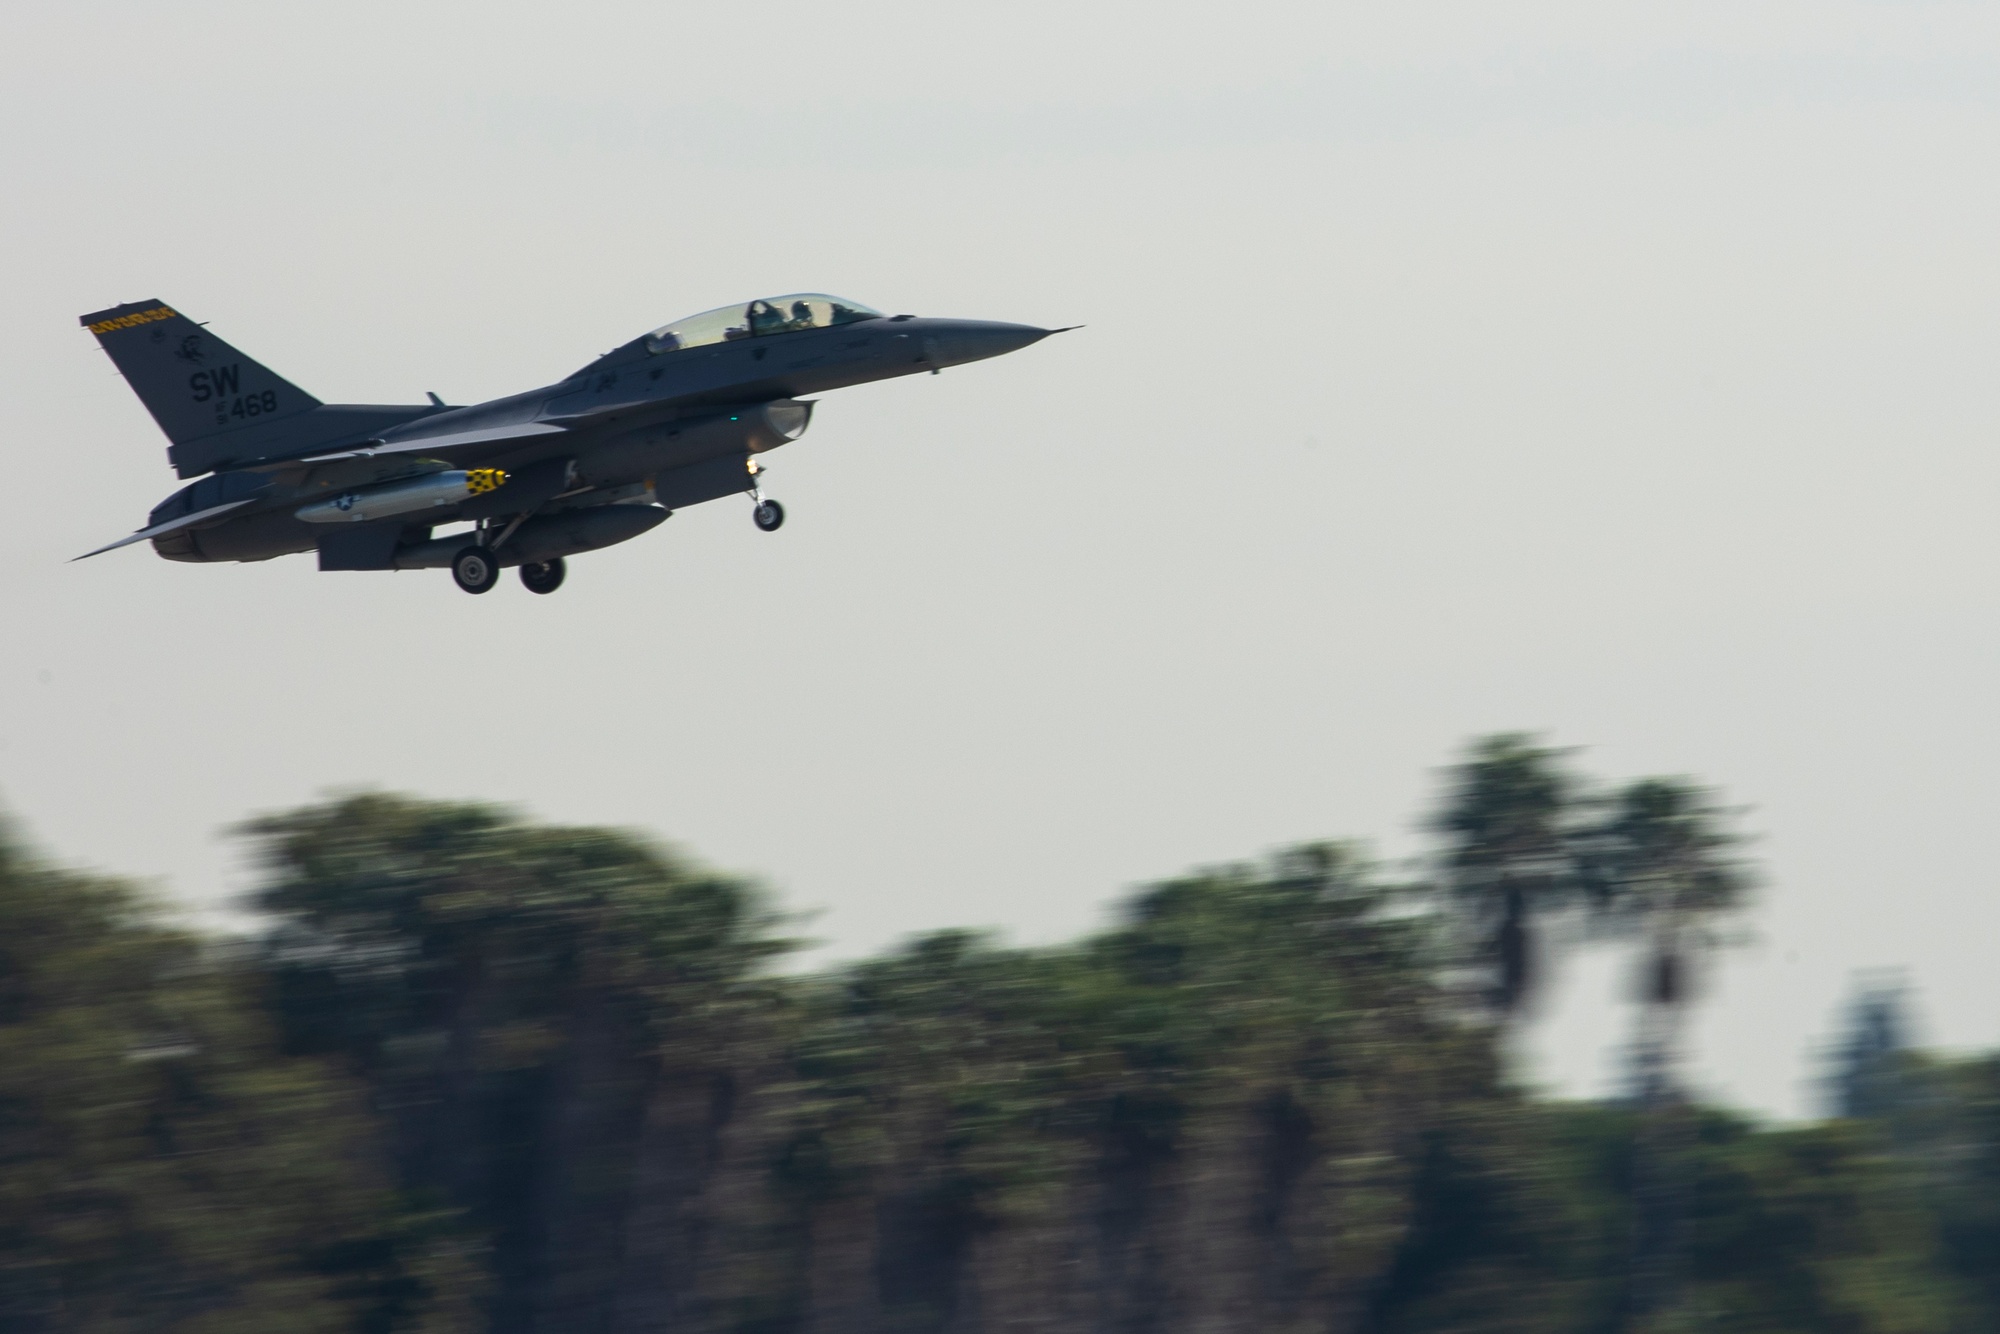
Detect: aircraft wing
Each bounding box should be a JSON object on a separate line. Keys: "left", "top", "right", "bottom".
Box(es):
{"left": 299, "top": 421, "right": 569, "bottom": 463}
{"left": 73, "top": 499, "right": 257, "bottom": 561}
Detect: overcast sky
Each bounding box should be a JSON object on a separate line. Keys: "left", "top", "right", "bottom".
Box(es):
{"left": 6, "top": 2, "right": 2000, "bottom": 1118}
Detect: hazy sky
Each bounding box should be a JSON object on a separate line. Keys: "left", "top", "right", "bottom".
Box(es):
{"left": 6, "top": 2, "right": 2000, "bottom": 1118}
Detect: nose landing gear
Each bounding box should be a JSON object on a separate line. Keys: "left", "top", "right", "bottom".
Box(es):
{"left": 747, "top": 459, "right": 786, "bottom": 532}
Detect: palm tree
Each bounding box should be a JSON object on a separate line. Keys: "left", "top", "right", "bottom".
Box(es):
{"left": 1583, "top": 777, "right": 1752, "bottom": 1325}
{"left": 1433, "top": 734, "right": 1586, "bottom": 1019}
{"left": 1585, "top": 778, "right": 1751, "bottom": 1102}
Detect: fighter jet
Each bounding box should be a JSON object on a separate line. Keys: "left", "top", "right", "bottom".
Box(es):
{"left": 77, "top": 295, "right": 1064, "bottom": 593}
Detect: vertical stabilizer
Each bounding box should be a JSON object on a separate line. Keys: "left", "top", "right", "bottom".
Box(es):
{"left": 81, "top": 300, "right": 322, "bottom": 473}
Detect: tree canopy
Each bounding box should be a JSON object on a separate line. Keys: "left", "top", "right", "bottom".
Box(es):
{"left": 0, "top": 745, "right": 1987, "bottom": 1333}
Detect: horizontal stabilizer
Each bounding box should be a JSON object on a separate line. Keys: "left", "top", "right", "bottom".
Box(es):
{"left": 73, "top": 499, "right": 254, "bottom": 561}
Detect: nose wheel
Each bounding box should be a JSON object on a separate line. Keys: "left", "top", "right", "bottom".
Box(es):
{"left": 746, "top": 460, "right": 785, "bottom": 532}
{"left": 451, "top": 546, "right": 499, "bottom": 594}
{"left": 520, "top": 558, "right": 566, "bottom": 594}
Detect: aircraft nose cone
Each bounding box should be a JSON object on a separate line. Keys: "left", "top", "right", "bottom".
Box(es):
{"left": 925, "top": 319, "right": 1059, "bottom": 369}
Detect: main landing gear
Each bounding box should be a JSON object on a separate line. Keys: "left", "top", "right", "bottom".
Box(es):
{"left": 519, "top": 558, "right": 566, "bottom": 594}
{"left": 451, "top": 546, "right": 499, "bottom": 594}
{"left": 450, "top": 548, "right": 568, "bottom": 595}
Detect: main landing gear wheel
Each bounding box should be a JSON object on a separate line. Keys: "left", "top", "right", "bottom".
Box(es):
{"left": 519, "top": 557, "right": 566, "bottom": 595}
{"left": 451, "top": 546, "right": 500, "bottom": 594}
{"left": 753, "top": 499, "right": 786, "bottom": 532}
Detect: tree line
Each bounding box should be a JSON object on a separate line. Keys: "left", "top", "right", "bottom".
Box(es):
{"left": 0, "top": 737, "right": 1992, "bottom": 1332}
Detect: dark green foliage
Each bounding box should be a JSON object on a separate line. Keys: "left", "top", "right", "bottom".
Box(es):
{"left": 0, "top": 778, "right": 1992, "bottom": 1333}
{"left": 241, "top": 794, "right": 787, "bottom": 1333}
{"left": 771, "top": 844, "right": 1487, "bottom": 1332}
{"left": 1582, "top": 777, "right": 1752, "bottom": 1017}
{"left": 1830, "top": 981, "right": 1914, "bottom": 1122}
{"left": 1848, "top": 1052, "right": 2000, "bottom": 1325}
{"left": 0, "top": 817, "right": 477, "bottom": 1333}
{"left": 1433, "top": 734, "right": 1587, "bottom": 1014}
{"left": 1364, "top": 1103, "right": 1975, "bottom": 1334}
{"left": 1360, "top": 1103, "right": 1628, "bottom": 1334}
{"left": 1669, "top": 1113, "right": 1965, "bottom": 1333}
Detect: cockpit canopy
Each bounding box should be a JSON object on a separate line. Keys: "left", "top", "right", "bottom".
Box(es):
{"left": 644, "top": 294, "right": 883, "bottom": 355}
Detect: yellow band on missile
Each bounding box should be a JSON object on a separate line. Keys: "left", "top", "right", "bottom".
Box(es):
{"left": 465, "top": 469, "right": 507, "bottom": 495}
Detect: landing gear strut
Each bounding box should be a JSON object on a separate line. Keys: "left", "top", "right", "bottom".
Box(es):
{"left": 520, "top": 558, "right": 566, "bottom": 594}
{"left": 748, "top": 460, "right": 785, "bottom": 531}
{"left": 452, "top": 545, "right": 499, "bottom": 594}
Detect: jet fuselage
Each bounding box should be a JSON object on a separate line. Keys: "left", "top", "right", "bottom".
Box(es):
{"left": 79, "top": 294, "right": 1059, "bottom": 592}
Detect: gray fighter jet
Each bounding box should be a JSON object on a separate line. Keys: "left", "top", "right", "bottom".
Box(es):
{"left": 78, "top": 295, "right": 1063, "bottom": 593}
